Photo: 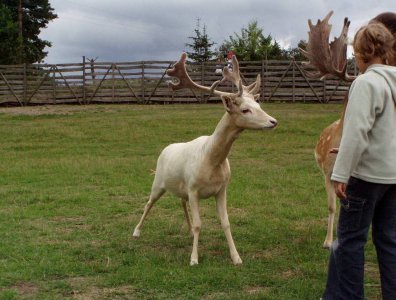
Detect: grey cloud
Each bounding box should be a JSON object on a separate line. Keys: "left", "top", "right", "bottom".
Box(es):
{"left": 40, "top": 0, "right": 396, "bottom": 63}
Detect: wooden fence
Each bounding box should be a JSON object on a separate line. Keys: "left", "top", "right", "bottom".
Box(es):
{"left": 0, "top": 57, "right": 357, "bottom": 105}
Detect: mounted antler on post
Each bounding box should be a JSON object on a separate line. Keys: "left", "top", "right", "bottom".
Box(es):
{"left": 301, "top": 12, "right": 357, "bottom": 249}
{"left": 301, "top": 10, "right": 356, "bottom": 82}
{"left": 133, "top": 53, "right": 276, "bottom": 266}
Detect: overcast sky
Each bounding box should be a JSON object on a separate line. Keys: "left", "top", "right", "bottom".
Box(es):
{"left": 40, "top": 0, "right": 396, "bottom": 63}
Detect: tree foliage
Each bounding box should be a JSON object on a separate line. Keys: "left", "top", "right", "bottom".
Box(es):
{"left": 185, "top": 19, "right": 216, "bottom": 63}
{"left": 2, "top": 0, "right": 57, "bottom": 64}
{"left": 218, "top": 20, "right": 307, "bottom": 61}
{"left": 220, "top": 20, "right": 286, "bottom": 61}
{"left": 283, "top": 40, "right": 308, "bottom": 61}
{"left": 0, "top": 4, "right": 19, "bottom": 64}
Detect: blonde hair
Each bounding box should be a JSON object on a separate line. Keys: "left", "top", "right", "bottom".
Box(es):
{"left": 353, "top": 22, "right": 395, "bottom": 64}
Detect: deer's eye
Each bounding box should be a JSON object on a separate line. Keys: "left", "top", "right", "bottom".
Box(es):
{"left": 242, "top": 109, "right": 251, "bottom": 114}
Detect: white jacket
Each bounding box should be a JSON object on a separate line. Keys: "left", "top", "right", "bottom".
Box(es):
{"left": 331, "top": 64, "right": 396, "bottom": 184}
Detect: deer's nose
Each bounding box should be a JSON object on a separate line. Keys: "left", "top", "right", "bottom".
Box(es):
{"left": 270, "top": 119, "right": 278, "bottom": 127}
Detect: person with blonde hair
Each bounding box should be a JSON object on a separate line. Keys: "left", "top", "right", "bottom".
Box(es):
{"left": 322, "top": 20, "right": 396, "bottom": 300}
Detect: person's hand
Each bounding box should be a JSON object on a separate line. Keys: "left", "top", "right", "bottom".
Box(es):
{"left": 333, "top": 181, "right": 347, "bottom": 199}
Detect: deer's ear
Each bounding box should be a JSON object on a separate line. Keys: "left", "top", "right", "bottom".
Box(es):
{"left": 221, "top": 95, "right": 235, "bottom": 112}
{"left": 254, "top": 94, "right": 260, "bottom": 102}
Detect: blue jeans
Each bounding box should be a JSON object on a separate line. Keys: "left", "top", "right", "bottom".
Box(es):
{"left": 322, "top": 177, "right": 396, "bottom": 300}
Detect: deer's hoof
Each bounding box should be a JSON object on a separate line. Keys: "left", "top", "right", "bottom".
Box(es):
{"left": 190, "top": 259, "right": 199, "bottom": 266}
{"left": 232, "top": 256, "right": 243, "bottom": 265}
{"left": 323, "top": 241, "right": 332, "bottom": 249}
{"left": 132, "top": 228, "right": 141, "bottom": 238}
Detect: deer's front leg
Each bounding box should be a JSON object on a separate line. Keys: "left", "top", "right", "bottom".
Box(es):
{"left": 188, "top": 192, "right": 201, "bottom": 266}
{"left": 216, "top": 187, "right": 242, "bottom": 265}
{"left": 181, "top": 197, "right": 193, "bottom": 236}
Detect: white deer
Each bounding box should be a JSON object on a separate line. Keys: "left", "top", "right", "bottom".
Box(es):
{"left": 133, "top": 53, "right": 277, "bottom": 265}
{"left": 300, "top": 11, "right": 356, "bottom": 248}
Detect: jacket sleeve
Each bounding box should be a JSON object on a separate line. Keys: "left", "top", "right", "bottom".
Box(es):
{"left": 331, "top": 77, "right": 381, "bottom": 183}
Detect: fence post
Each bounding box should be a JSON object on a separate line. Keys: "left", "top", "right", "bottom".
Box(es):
{"left": 82, "top": 56, "right": 86, "bottom": 104}
{"left": 141, "top": 62, "right": 145, "bottom": 103}
{"left": 292, "top": 58, "right": 295, "bottom": 103}
{"left": 23, "top": 63, "right": 27, "bottom": 105}
{"left": 112, "top": 64, "right": 115, "bottom": 103}
{"left": 353, "top": 59, "right": 357, "bottom": 76}
{"left": 261, "top": 60, "right": 265, "bottom": 102}
{"left": 52, "top": 66, "right": 56, "bottom": 104}
{"left": 201, "top": 62, "right": 205, "bottom": 103}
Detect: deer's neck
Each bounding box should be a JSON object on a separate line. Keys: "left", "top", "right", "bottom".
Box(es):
{"left": 205, "top": 113, "right": 243, "bottom": 166}
{"left": 337, "top": 94, "right": 349, "bottom": 132}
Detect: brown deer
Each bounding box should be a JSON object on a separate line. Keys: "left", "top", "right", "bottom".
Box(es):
{"left": 300, "top": 11, "right": 356, "bottom": 248}
{"left": 133, "top": 53, "right": 277, "bottom": 265}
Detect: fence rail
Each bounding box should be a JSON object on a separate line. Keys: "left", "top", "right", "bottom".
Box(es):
{"left": 0, "top": 57, "right": 357, "bottom": 105}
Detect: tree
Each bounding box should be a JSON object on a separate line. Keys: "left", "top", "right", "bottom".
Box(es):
{"left": 185, "top": 19, "right": 216, "bottom": 63}
{"left": 282, "top": 40, "right": 308, "bottom": 61}
{"left": 0, "top": 4, "right": 19, "bottom": 64}
{"left": 220, "top": 20, "right": 288, "bottom": 61}
{"left": 3, "top": 0, "right": 57, "bottom": 63}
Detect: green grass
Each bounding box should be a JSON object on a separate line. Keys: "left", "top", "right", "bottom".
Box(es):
{"left": 0, "top": 103, "right": 381, "bottom": 299}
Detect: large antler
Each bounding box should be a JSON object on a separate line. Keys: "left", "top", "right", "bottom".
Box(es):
{"left": 167, "top": 53, "right": 228, "bottom": 97}
{"left": 300, "top": 11, "right": 356, "bottom": 82}
{"left": 167, "top": 53, "right": 261, "bottom": 97}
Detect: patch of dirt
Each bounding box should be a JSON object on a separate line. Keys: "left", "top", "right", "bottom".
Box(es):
{"left": 202, "top": 286, "right": 269, "bottom": 300}
{"left": 12, "top": 282, "right": 39, "bottom": 297}
{"left": 71, "top": 285, "right": 138, "bottom": 300}
{"left": 245, "top": 286, "right": 270, "bottom": 295}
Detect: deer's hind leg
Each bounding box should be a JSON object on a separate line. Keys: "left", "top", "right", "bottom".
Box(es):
{"left": 133, "top": 185, "right": 165, "bottom": 238}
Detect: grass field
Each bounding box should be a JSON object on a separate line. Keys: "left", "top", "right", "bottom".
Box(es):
{"left": 0, "top": 103, "right": 381, "bottom": 299}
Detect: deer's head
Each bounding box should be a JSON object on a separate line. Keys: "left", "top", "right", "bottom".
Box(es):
{"left": 167, "top": 53, "right": 277, "bottom": 130}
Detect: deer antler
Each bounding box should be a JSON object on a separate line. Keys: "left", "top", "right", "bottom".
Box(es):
{"left": 167, "top": 53, "right": 228, "bottom": 96}
{"left": 246, "top": 74, "right": 261, "bottom": 95}
{"left": 300, "top": 11, "right": 356, "bottom": 82}
{"left": 167, "top": 53, "right": 253, "bottom": 97}
{"left": 223, "top": 55, "right": 261, "bottom": 96}
{"left": 222, "top": 55, "right": 244, "bottom": 96}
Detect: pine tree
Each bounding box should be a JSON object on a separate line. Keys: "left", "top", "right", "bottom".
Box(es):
{"left": 185, "top": 19, "right": 216, "bottom": 63}
{"left": 0, "top": 4, "right": 19, "bottom": 64}
{"left": 3, "top": 0, "right": 57, "bottom": 63}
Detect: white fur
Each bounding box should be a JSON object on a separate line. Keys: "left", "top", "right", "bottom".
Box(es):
{"left": 133, "top": 93, "right": 277, "bottom": 265}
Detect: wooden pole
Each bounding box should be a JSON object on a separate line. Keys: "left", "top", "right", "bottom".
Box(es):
{"left": 23, "top": 63, "right": 27, "bottom": 105}
{"left": 82, "top": 56, "right": 86, "bottom": 104}
{"left": 261, "top": 60, "right": 265, "bottom": 102}
{"left": 112, "top": 64, "right": 115, "bottom": 103}
{"left": 141, "top": 62, "right": 145, "bottom": 103}
{"left": 201, "top": 62, "right": 205, "bottom": 103}
{"left": 292, "top": 59, "right": 295, "bottom": 103}
{"left": 52, "top": 66, "right": 56, "bottom": 104}
{"left": 18, "top": 0, "right": 24, "bottom": 63}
